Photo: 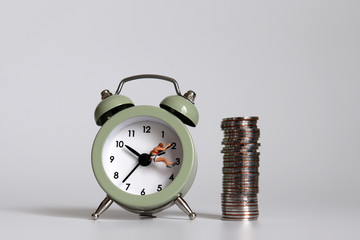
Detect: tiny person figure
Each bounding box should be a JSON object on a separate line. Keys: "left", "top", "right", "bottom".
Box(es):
{"left": 150, "top": 143, "right": 176, "bottom": 168}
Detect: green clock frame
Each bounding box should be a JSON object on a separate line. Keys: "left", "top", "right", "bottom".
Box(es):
{"left": 92, "top": 105, "right": 197, "bottom": 212}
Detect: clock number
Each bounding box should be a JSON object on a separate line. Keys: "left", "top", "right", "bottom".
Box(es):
{"left": 157, "top": 184, "right": 163, "bottom": 192}
{"left": 161, "top": 131, "right": 165, "bottom": 138}
{"left": 128, "top": 130, "right": 135, "bottom": 137}
{"left": 170, "top": 142, "right": 176, "bottom": 149}
{"left": 110, "top": 156, "right": 115, "bottom": 163}
{"left": 169, "top": 174, "right": 174, "bottom": 181}
{"left": 143, "top": 126, "right": 151, "bottom": 133}
{"left": 175, "top": 158, "right": 180, "bottom": 165}
{"left": 114, "top": 172, "right": 119, "bottom": 179}
{"left": 141, "top": 188, "right": 146, "bottom": 195}
{"left": 116, "top": 141, "right": 124, "bottom": 148}
{"left": 125, "top": 183, "right": 131, "bottom": 191}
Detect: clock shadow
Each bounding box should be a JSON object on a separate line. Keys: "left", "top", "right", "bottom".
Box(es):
{"left": 158, "top": 210, "right": 220, "bottom": 221}
{"left": 22, "top": 207, "right": 143, "bottom": 220}
{"left": 21, "top": 207, "right": 220, "bottom": 221}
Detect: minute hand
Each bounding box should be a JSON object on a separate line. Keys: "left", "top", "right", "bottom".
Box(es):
{"left": 122, "top": 162, "right": 140, "bottom": 183}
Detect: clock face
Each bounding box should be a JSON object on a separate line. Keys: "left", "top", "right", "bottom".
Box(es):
{"left": 102, "top": 116, "right": 183, "bottom": 196}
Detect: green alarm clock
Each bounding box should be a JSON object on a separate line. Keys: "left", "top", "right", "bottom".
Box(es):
{"left": 91, "top": 74, "right": 199, "bottom": 220}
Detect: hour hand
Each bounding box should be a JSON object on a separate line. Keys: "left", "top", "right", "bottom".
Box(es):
{"left": 125, "top": 145, "right": 141, "bottom": 157}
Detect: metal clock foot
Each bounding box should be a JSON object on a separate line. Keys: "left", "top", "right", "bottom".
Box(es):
{"left": 91, "top": 196, "right": 114, "bottom": 220}
{"left": 174, "top": 195, "right": 196, "bottom": 220}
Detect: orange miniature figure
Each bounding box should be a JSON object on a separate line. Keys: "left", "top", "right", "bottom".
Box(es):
{"left": 150, "top": 143, "right": 176, "bottom": 168}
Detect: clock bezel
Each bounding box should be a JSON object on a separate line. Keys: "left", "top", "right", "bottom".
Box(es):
{"left": 92, "top": 105, "right": 197, "bottom": 211}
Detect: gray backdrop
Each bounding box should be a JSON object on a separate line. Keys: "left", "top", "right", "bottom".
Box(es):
{"left": 1, "top": 1, "right": 359, "bottom": 239}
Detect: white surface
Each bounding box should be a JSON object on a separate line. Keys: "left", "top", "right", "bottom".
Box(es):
{"left": 1, "top": 1, "right": 359, "bottom": 239}
{"left": 101, "top": 116, "right": 183, "bottom": 197}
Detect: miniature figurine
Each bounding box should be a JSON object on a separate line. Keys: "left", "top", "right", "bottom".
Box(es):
{"left": 150, "top": 143, "right": 176, "bottom": 167}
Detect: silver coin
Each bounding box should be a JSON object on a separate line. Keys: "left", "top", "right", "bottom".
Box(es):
{"left": 221, "top": 116, "right": 260, "bottom": 221}
{"left": 221, "top": 193, "right": 258, "bottom": 199}
{"left": 222, "top": 205, "right": 258, "bottom": 210}
{"left": 222, "top": 150, "right": 259, "bottom": 155}
{"left": 222, "top": 142, "right": 261, "bottom": 146}
{"left": 222, "top": 116, "right": 258, "bottom": 121}
{"left": 222, "top": 148, "right": 260, "bottom": 153}
{"left": 222, "top": 151, "right": 259, "bottom": 155}
{"left": 222, "top": 128, "right": 258, "bottom": 132}
{"left": 223, "top": 160, "right": 260, "bottom": 163}
{"left": 222, "top": 145, "right": 260, "bottom": 150}
{"left": 221, "top": 217, "right": 258, "bottom": 221}
{"left": 222, "top": 180, "right": 259, "bottom": 184}
{"left": 222, "top": 173, "right": 260, "bottom": 178}
{"left": 222, "top": 208, "right": 259, "bottom": 212}
{"left": 222, "top": 139, "right": 259, "bottom": 145}
{"left": 223, "top": 171, "right": 260, "bottom": 175}
{"left": 222, "top": 177, "right": 259, "bottom": 182}
{"left": 222, "top": 179, "right": 259, "bottom": 184}
{"left": 222, "top": 200, "right": 258, "bottom": 204}
{"left": 222, "top": 184, "right": 259, "bottom": 188}
{"left": 221, "top": 120, "right": 258, "bottom": 125}
{"left": 221, "top": 213, "right": 259, "bottom": 218}
{"left": 222, "top": 185, "right": 259, "bottom": 190}
{"left": 222, "top": 202, "right": 258, "bottom": 206}
{"left": 221, "top": 202, "right": 258, "bottom": 208}
{"left": 223, "top": 135, "right": 260, "bottom": 140}
{"left": 223, "top": 158, "right": 260, "bottom": 162}
{"left": 222, "top": 182, "right": 259, "bottom": 188}
{"left": 222, "top": 168, "right": 259, "bottom": 172}
{"left": 222, "top": 216, "right": 258, "bottom": 219}
{"left": 222, "top": 181, "right": 259, "bottom": 186}
{"left": 221, "top": 123, "right": 259, "bottom": 128}
{"left": 223, "top": 184, "right": 259, "bottom": 189}
{"left": 223, "top": 170, "right": 259, "bottom": 174}
{"left": 222, "top": 133, "right": 260, "bottom": 137}
{"left": 221, "top": 123, "right": 258, "bottom": 129}
{"left": 222, "top": 127, "right": 259, "bottom": 132}
{"left": 223, "top": 166, "right": 259, "bottom": 170}
{"left": 223, "top": 162, "right": 259, "bottom": 168}
{"left": 222, "top": 212, "right": 259, "bottom": 215}
{"left": 222, "top": 190, "right": 259, "bottom": 195}
{"left": 223, "top": 128, "right": 260, "bottom": 133}
{"left": 223, "top": 156, "right": 260, "bottom": 159}
{"left": 222, "top": 211, "right": 259, "bottom": 216}
{"left": 223, "top": 133, "right": 260, "bottom": 138}
{"left": 222, "top": 132, "right": 260, "bottom": 137}
{"left": 222, "top": 157, "right": 260, "bottom": 161}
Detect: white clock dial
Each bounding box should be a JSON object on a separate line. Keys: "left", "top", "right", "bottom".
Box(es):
{"left": 102, "top": 116, "right": 183, "bottom": 196}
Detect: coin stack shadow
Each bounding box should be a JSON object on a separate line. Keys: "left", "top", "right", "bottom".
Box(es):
{"left": 221, "top": 117, "right": 260, "bottom": 221}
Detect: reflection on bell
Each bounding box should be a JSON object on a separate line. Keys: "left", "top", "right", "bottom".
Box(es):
{"left": 160, "top": 92, "right": 199, "bottom": 127}
{"left": 94, "top": 91, "right": 134, "bottom": 126}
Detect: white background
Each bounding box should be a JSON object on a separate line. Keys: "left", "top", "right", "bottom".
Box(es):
{"left": 1, "top": 1, "right": 359, "bottom": 239}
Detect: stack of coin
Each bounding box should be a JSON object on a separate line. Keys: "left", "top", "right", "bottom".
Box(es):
{"left": 221, "top": 117, "right": 260, "bottom": 221}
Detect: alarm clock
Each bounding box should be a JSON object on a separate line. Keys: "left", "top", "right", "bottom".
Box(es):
{"left": 91, "top": 74, "right": 199, "bottom": 220}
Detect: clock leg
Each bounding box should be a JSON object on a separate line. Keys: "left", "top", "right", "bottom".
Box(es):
{"left": 174, "top": 195, "right": 196, "bottom": 220}
{"left": 91, "top": 196, "right": 114, "bottom": 220}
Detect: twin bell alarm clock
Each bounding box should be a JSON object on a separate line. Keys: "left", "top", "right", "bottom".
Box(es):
{"left": 91, "top": 74, "right": 199, "bottom": 220}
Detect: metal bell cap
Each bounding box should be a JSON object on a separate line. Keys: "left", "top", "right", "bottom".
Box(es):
{"left": 94, "top": 94, "right": 134, "bottom": 126}
{"left": 160, "top": 95, "right": 199, "bottom": 127}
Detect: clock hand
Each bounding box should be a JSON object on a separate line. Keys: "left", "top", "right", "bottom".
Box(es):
{"left": 122, "top": 162, "right": 140, "bottom": 183}
{"left": 125, "top": 145, "right": 141, "bottom": 157}
{"left": 123, "top": 145, "right": 152, "bottom": 183}
{"left": 158, "top": 151, "right": 165, "bottom": 156}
